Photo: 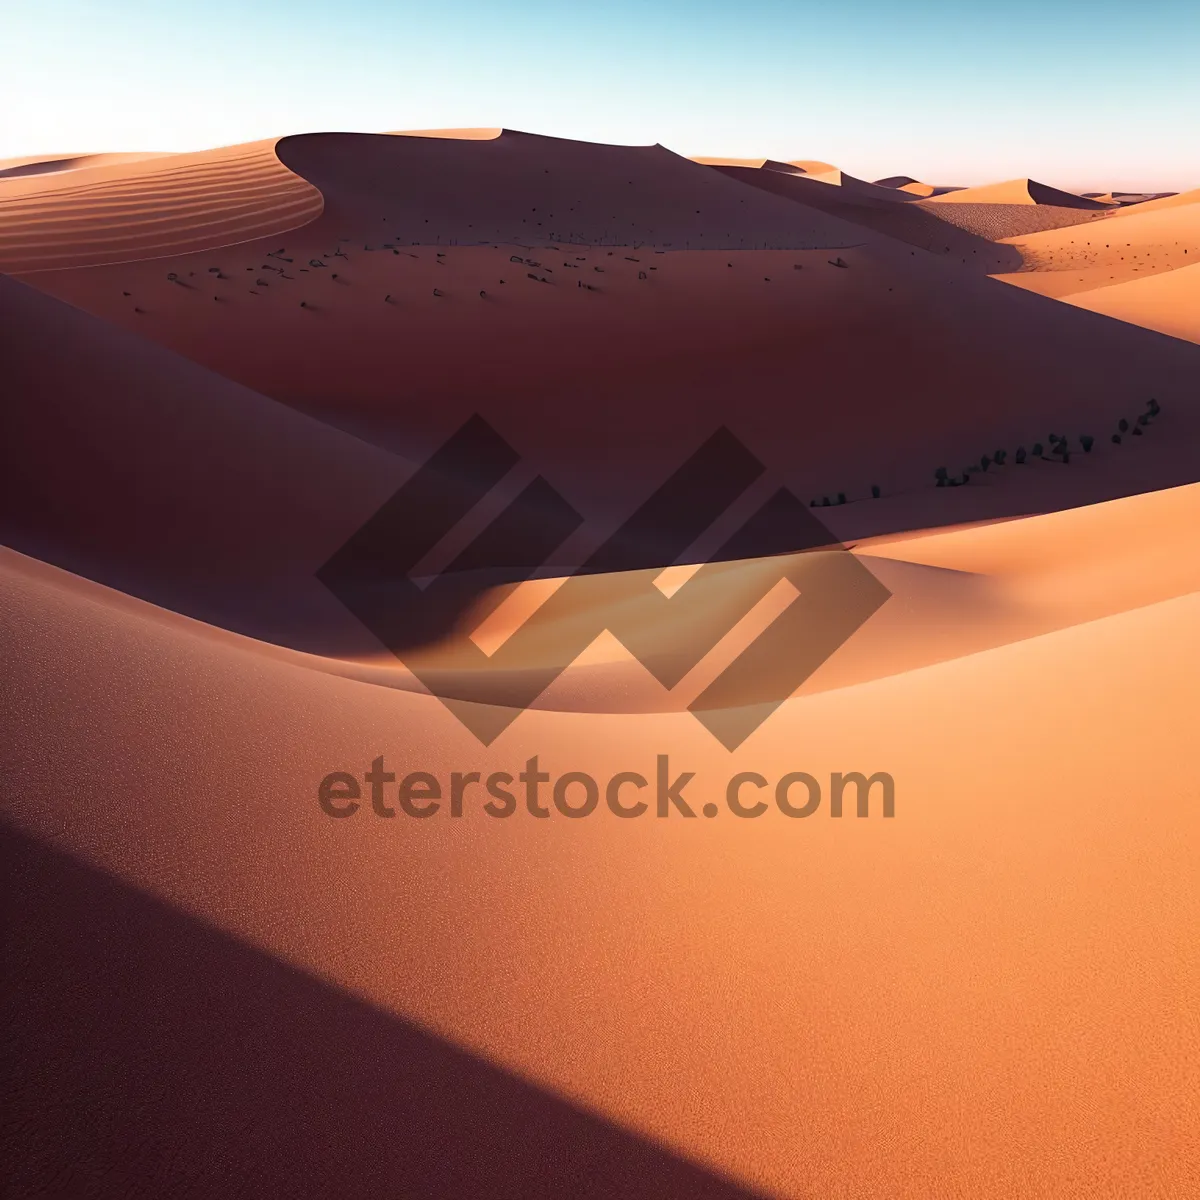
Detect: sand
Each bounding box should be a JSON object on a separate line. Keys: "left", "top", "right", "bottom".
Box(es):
{"left": 994, "top": 193, "right": 1199, "bottom": 297}
{"left": 3, "top": 128, "right": 1199, "bottom": 1199}
{"left": 1064, "top": 260, "right": 1200, "bottom": 343}
{"left": 924, "top": 177, "right": 1114, "bottom": 209}
{"left": 0, "top": 138, "right": 323, "bottom": 271}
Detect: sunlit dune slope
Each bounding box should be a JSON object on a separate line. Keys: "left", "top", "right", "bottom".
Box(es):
{"left": 1064, "top": 261, "right": 1200, "bottom": 343}
{"left": 0, "top": 151, "right": 172, "bottom": 180}
{"left": 994, "top": 194, "right": 1200, "bottom": 297}
{"left": 4, "top": 534, "right": 1198, "bottom": 1200}
{"left": 0, "top": 138, "right": 323, "bottom": 271}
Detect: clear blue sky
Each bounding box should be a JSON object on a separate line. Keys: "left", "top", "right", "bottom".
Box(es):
{"left": 3, "top": 0, "right": 1197, "bottom": 189}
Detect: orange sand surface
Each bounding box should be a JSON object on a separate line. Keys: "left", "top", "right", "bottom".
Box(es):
{"left": 0, "top": 138, "right": 322, "bottom": 271}
{"left": 3, "top": 129, "right": 1198, "bottom": 1199}
{"left": 924, "top": 177, "right": 1113, "bottom": 209}
{"left": 994, "top": 194, "right": 1200, "bottom": 298}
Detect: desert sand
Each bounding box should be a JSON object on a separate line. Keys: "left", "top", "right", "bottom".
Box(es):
{"left": 2, "top": 128, "right": 1198, "bottom": 1199}
{"left": 0, "top": 138, "right": 323, "bottom": 271}
{"left": 924, "top": 177, "right": 1114, "bottom": 209}
{"left": 995, "top": 192, "right": 1199, "bottom": 298}
{"left": 1065, "top": 260, "right": 1200, "bottom": 342}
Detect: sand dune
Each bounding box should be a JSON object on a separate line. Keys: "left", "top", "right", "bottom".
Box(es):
{"left": 1107, "top": 185, "right": 1200, "bottom": 216}
{"left": 0, "top": 273, "right": 403, "bottom": 654}
{"left": 14, "top": 228, "right": 1200, "bottom": 529}
{"left": 873, "top": 175, "right": 939, "bottom": 197}
{"left": 0, "top": 151, "right": 171, "bottom": 181}
{"left": 691, "top": 157, "right": 838, "bottom": 176}
{"left": 268, "top": 130, "right": 863, "bottom": 251}
{"left": 5, "top": 526, "right": 1198, "bottom": 1199}
{"left": 1085, "top": 190, "right": 1178, "bottom": 207}
{"left": 925, "top": 177, "right": 1114, "bottom": 209}
{"left": 0, "top": 138, "right": 323, "bottom": 271}
{"left": 994, "top": 193, "right": 1199, "bottom": 297}
{"left": 4, "top": 125, "right": 1199, "bottom": 1200}
{"left": 1064, "top": 261, "right": 1200, "bottom": 343}
{"left": 783, "top": 166, "right": 922, "bottom": 203}
{"left": 717, "top": 162, "right": 1109, "bottom": 256}
{"left": 6, "top": 251, "right": 1200, "bottom": 703}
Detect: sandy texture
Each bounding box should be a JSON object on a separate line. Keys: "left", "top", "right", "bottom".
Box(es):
{"left": 1065, "top": 260, "right": 1200, "bottom": 343}
{"left": 995, "top": 195, "right": 1200, "bottom": 297}
{"left": 0, "top": 138, "right": 323, "bottom": 271}
{"left": 3, "top": 129, "right": 1199, "bottom": 1200}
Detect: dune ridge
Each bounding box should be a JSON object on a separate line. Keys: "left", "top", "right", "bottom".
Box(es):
{"left": 0, "top": 138, "right": 323, "bottom": 271}
{"left": 3, "top": 124, "right": 1200, "bottom": 1200}
{"left": 924, "top": 177, "right": 1114, "bottom": 209}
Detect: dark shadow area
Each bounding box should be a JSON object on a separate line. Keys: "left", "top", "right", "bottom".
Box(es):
{"left": 1, "top": 824, "right": 767, "bottom": 1200}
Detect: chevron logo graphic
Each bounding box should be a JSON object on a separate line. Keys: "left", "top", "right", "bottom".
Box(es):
{"left": 318, "top": 416, "right": 889, "bottom": 749}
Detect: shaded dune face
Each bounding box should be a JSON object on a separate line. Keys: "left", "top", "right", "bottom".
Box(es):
{"left": 0, "top": 139, "right": 323, "bottom": 271}
{"left": 2, "top": 826, "right": 762, "bottom": 1200}
{"left": 273, "top": 129, "right": 864, "bottom": 250}
{"left": 4, "top": 264, "right": 1200, "bottom": 704}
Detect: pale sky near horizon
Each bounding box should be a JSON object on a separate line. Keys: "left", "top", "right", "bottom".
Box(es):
{"left": 3, "top": 0, "right": 1198, "bottom": 190}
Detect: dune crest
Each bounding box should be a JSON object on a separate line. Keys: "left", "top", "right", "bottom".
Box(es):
{"left": 0, "top": 138, "right": 323, "bottom": 272}
{"left": 925, "top": 177, "right": 1114, "bottom": 209}
{"left": 388, "top": 127, "right": 504, "bottom": 140}
{"left": 0, "top": 151, "right": 172, "bottom": 181}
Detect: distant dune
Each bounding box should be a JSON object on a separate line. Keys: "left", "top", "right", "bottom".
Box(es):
{"left": 389, "top": 127, "right": 504, "bottom": 140}
{"left": 0, "top": 138, "right": 323, "bottom": 271}
{"left": 691, "top": 157, "right": 838, "bottom": 175}
{"left": 874, "top": 176, "right": 939, "bottom": 197}
{"left": 1085, "top": 190, "right": 1178, "bottom": 207}
{"left": 925, "top": 177, "right": 1114, "bottom": 209}
{"left": 1108, "top": 185, "right": 1200, "bottom": 216}
{"left": 1065, "top": 261, "right": 1200, "bottom": 343}
{"left": 0, "top": 151, "right": 172, "bottom": 180}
